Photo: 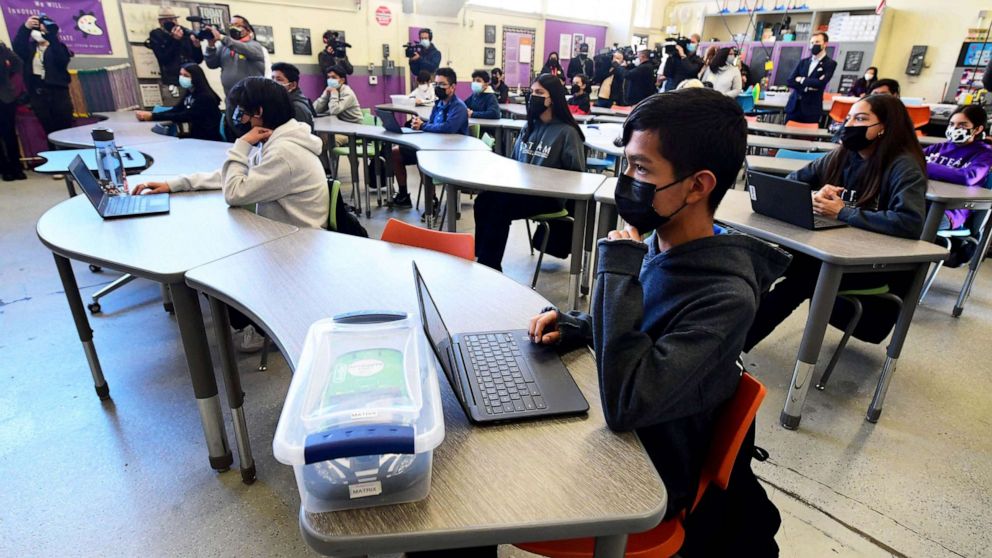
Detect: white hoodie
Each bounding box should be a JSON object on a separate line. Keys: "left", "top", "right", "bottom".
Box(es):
{"left": 167, "top": 120, "right": 329, "bottom": 229}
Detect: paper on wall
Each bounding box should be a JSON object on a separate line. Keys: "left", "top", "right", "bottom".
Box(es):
{"left": 132, "top": 46, "right": 161, "bottom": 79}
{"left": 559, "top": 34, "right": 572, "bottom": 60}
{"left": 586, "top": 37, "right": 596, "bottom": 54}
{"left": 519, "top": 44, "right": 531, "bottom": 64}
{"left": 140, "top": 84, "right": 163, "bottom": 107}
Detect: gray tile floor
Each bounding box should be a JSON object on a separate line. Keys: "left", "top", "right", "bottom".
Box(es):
{"left": 3, "top": 169, "right": 989, "bottom": 557}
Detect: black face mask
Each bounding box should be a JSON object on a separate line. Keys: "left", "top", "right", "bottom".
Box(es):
{"left": 231, "top": 106, "right": 253, "bottom": 136}
{"left": 527, "top": 95, "right": 548, "bottom": 119}
{"left": 570, "top": 84, "right": 581, "bottom": 95}
{"left": 162, "top": 20, "right": 176, "bottom": 32}
{"left": 810, "top": 44, "right": 823, "bottom": 55}
{"left": 434, "top": 85, "right": 449, "bottom": 101}
{"left": 840, "top": 123, "right": 880, "bottom": 152}
{"left": 615, "top": 173, "right": 689, "bottom": 233}
{"left": 550, "top": 58, "right": 558, "bottom": 64}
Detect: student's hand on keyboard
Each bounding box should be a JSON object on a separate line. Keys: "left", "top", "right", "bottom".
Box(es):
{"left": 132, "top": 182, "right": 171, "bottom": 195}
{"left": 607, "top": 225, "right": 642, "bottom": 242}
{"left": 528, "top": 311, "right": 560, "bottom": 345}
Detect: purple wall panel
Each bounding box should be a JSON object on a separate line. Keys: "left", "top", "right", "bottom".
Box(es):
{"left": 542, "top": 19, "right": 607, "bottom": 64}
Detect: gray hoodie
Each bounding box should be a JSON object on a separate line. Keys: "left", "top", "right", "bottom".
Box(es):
{"left": 313, "top": 83, "right": 362, "bottom": 123}
{"left": 204, "top": 36, "right": 266, "bottom": 94}
{"left": 167, "top": 120, "right": 329, "bottom": 229}
{"left": 554, "top": 231, "right": 790, "bottom": 517}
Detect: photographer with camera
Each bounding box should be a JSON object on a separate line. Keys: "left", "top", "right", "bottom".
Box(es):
{"left": 203, "top": 15, "right": 265, "bottom": 95}
{"left": 13, "top": 14, "right": 74, "bottom": 139}
{"left": 660, "top": 38, "right": 703, "bottom": 92}
{"left": 596, "top": 50, "right": 627, "bottom": 108}
{"left": 319, "top": 30, "right": 353, "bottom": 76}
{"left": 0, "top": 40, "right": 25, "bottom": 180}
{"left": 408, "top": 28, "right": 441, "bottom": 78}
{"left": 145, "top": 7, "right": 202, "bottom": 94}
{"left": 625, "top": 49, "right": 658, "bottom": 106}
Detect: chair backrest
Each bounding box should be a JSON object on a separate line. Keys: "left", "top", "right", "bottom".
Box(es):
{"left": 469, "top": 123, "right": 482, "bottom": 139}
{"left": 736, "top": 93, "right": 755, "bottom": 113}
{"left": 690, "top": 372, "right": 767, "bottom": 513}
{"left": 828, "top": 99, "right": 854, "bottom": 123}
{"left": 906, "top": 105, "right": 931, "bottom": 129}
{"left": 775, "top": 149, "right": 826, "bottom": 161}
{"left": 481, "top": 132, "right": 496, "bottom": 150}
{"left": 361, "top": 112, "right": 379, "bottom": 126}
{"left": 785, "top": 120, "right": 820, "bottom": 129}
{"left": 328, "top": 179, "right": 341, "bottom": 231}
{"left": 380, "top": 218, "right": 475, "bottom": 260}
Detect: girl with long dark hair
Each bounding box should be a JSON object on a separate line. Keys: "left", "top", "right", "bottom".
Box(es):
{"left": 473, "top": 73, "right": 586, "bottom": 270}
{"left": 135, "top": 63, "right": 223, "bottom": 141}
{"left": 744, "top": 94, "right": 928, "bottom": 351}
{"left": 540, "top": 51, "right": 565, "bottom": 81}
{"left": 699, "top": 47, "right": 742, "bottom": 97}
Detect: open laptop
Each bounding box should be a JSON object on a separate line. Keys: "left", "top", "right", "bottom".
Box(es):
{"left": 413, "top": 262, "right": 588, "bottom": 424}
{"left": 746, "top": 170, "right": 847, "bottom": 231}
{"left": 375, "top": 108, "right": 424, "bottom": 134}
{"left": 69, "top": 155, "right": 169, "bottom": 219}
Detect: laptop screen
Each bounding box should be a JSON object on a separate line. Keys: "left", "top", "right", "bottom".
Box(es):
{"left": 375, "top": 108, "right": 402, "bottom": 133}
{"left": 412, "top": 262, "right": 465, "bottom": 401}
{"left": 68, "top": 155, "right": 106, "bottom": 212}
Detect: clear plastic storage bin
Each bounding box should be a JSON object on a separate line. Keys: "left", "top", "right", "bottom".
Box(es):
{"left": 273, "top": 311, "right": 445, "bottom": 512}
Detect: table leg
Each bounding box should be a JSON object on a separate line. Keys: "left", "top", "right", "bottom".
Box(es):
{"left": 445, "top": 183, "right": 458, "bottom": 232}
{"left": 867, "top": 263, "right": 929, "bottom": 423}
{"left": 952, "top": 209, "right": 992, "bottom": 318}
{"left": 420, "top": 175, "right": 434, "bottom": 229}
{"left": 361, "top": 142, "right": 372, "bottom": 218}
{"left": 568, "top": 200, "right": 589, "bottom": 311}
{"left": 597, "top": 204, "right": 618, "bottom": 241}
{"left": 53, "top": 254, "right": 109, "bottom": 400}
{"left": 494, "top": 127, "right": 503, "bottom": 155}
{"left": 169, "top": 282, "right": 233, "bottom": 471}
{"left": 207, "top": 296, "right": 255, "bottom": 484}
{"left": 781, "top": 262, "right": 843, "bottom": 430}
{"left": 581, "top": 201, "right": 596, "bottom": 296}
{"left": 348, "top": 135, "right": 361, "bottom": 215}
{"left": 592, "top": 534, "right": 628, "bottom": 558}
{"left": 64, "top": 176, "right": 77, "bottom": 197}
{"left": 920, "top": 200, "right": 947, "bottom": 242}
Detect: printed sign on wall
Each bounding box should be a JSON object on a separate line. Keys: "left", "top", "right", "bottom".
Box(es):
{"left": 3, "top": 0, "right": 113, "bottom": 55}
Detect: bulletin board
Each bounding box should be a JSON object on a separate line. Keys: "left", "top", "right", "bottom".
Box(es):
{"left": 502, "top": 26, "right": 535, "bottom": 88}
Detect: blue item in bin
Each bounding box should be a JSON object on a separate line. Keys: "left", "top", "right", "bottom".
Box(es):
{"left": 304, "top": 424, "right": 415, "bottom": 464}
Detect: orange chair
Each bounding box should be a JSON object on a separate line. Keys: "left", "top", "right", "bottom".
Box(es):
{"left": 785, "top": 120, "right": 820, "bottom": 129}
{"left": 380, "top": 218, "right": 475, "bottom": 261}
{"left": 906, "top": 105, "right": 931, "bottom": 130}
{"left": 823, "top": 92, "right": 835, "bottom": 102}
{"left": 515, "top": 373, "right": 768, "bottom": 558}
{"left": 829, "top": 99, "right": 854, "bottom": 123}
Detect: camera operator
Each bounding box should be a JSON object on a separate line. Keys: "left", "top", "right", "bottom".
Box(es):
{"left": 13, "top": 14, "right": 74, "bottom": 139}
{"left": 624, "top": 49, "right": 657, "bottom": 106}
{"left": 660, "top": 38, "right": 703, "bottom": 92}
{"left": 319, "top": 30, "right": 353, "bottom": 76}
{"left": 203, "top": 15, "right": 265, "bottom": 95}
{"left": 408, "top": 28, "right": 441, "bottom": 78}
{"left": 595, "top": 50, "right": 627, "bottom": 108}
{"left": 145, "top": 7, "right": 203, "bottom": 95}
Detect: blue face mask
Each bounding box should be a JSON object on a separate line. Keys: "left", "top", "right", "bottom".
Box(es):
{"left": 420, "top": 39, "right": 431, "bottom": 48}
{"left": 178, "top": 76, "right": 193, "bottom": 89}
{"left": 471, "top": 82, "right": 483, "bottom": 94}
{"left": 327, "top": 78, "right": 340, "bottom": 89}
{"left": 686, "top": 43, "right": 697, "bottom": 54}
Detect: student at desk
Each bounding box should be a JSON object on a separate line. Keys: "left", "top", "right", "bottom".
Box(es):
{"left": 567, "top": 73, "right": 591, "bottom": 115}
{"left": 134, "top": 63, "right": 223, "bottom": 142}
{"left": 313, "top": 65, "right": 362, "bottom": 147}
{"left": 473, "top": 73, "right": 586, "bottom": 270}
{"left": 527, "top": 89, "right": 788, "bottom": 555}
{"left": 744, "top": 94, "right": 928, "bottom": 352}
{"left": 925, "top": 106, "right": 992, "bottom": 229}
{"left": 464, "top": 69, "right": 500, "bottom": 119}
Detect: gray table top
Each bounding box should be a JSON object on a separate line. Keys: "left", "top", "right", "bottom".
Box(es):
{"left": 314, "top": 116, "right": 490, "bottom": 151}
{"left": 375, "top": 103, "right": 434, "bottom": 120}
{"left": 500, "top": 103, "right": 594, "bottom": 123}
{"left": 590, "top": 106, "right": 631, "bottom": 117}
{"left": 582, "top": 124, "right": 624, "bottom": 157}
{"left": 753, "top": 94, "right": 831, "bottom": 112}
{"left": 748, "top": 134, "right": 837, "bottom": 152}
{"left": 417, "top": 150, "right": 606, "bottom": 199}
{"left": 135, "top": 139, "right": 233, "bottom": 176}
{"left": 36, "top": 191, "right": 298, "bottom": 283}
{"left": 590, "top": 115, "right": 628, "bottom": 124}
{"left": 36, "top": 148, "right": 148, "bottom": 174}
{"left": 716, "top": 190, "right": 947, "bottom": 265}
{"left": 746, "top": 155, "right": 807, "bottom": 175}
{"left": 184, "top": 229, "right": 666, "bottom": 553}
{"left": 747, "top": 121, "right": 833, "bottom": 139}
{"left": 49, "top": 111, "right": 179, "bottom": 148}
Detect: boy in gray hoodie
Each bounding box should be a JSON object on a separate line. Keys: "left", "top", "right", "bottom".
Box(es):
{"left": 529, "top": 88, "right": 789, "bottom": 555}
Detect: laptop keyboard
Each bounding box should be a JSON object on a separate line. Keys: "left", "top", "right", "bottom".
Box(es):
{"left": 813, "top": 215, "right": 838, "bottom": 228}
{"left": 107, "top": 195, "right": 142, "bottom": 214}
{"left": 464, "top": 334, "right": 546, "bottom": 416}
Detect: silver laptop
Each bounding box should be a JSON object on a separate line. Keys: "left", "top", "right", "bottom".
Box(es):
{"left": 69, "top": 155, "right": 169, "bottom": 219}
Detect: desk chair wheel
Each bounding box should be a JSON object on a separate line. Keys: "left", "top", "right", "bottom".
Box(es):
{"left": 952, "top": 306, "right": 963, "bottom": 318}
{"left": 87, "top": 302, "right": 102, "bottom": 314}
{"left": 241, "top": 464, "right": 257, "bottom": 485}
{"left": 89, "top": 264, "right": 102, "bottom": 273}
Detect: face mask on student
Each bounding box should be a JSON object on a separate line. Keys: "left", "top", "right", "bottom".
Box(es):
{"left": 946, "top": 126, "right": 975, "bottom": 144}
{"left": 865, "top": 73, "right": 875, "bottom": 81}
{"left": 615, "top": 173, "right": 689, "bottom": 232}
{"left": 840, "top": 122, "right": 880, "bottom": 151}
{"left": 471, "top": 82, "right": 484, "bottom": 94}
{"left": 31, "top": 30, "right": 45, "bottom": 42}
{"left": 727, "top": 55, "right": 737, "bottom": 66}
{"left": 231, "top": 106, "right": 253, "bottom": 136}
{"left": 178, "top": 76, "right": 193, "bottom": 89}
{"left": 550, "top": 57, "right": 558, "bottom": 64}
{"left": 434, "top": 84, "right": 449, "bottom": 101}
{"left": 527, "top": 95, "right": 548, "bottom": 119}
{"left": 810, "top": 44, "right": 823, "bottom": 55}
{"left": 686, "top": 43, "right": 697, "bottom": 54}
{"left": 327, "top": 78, "right": 340, "bottom": 89}
{"left": 420, "top": 39, "right": 431, "bottom": 48}
{"left": 570, "top": 84, "right": 581, "bottom": 95}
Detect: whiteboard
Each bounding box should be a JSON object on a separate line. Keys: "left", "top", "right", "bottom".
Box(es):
{"left": 122, "top": 3, "right": 192, "bottom": 43}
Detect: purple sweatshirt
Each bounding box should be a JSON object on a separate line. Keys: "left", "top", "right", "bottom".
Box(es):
{"left": 924, "top": 140, "right": 992, "bottom": 229}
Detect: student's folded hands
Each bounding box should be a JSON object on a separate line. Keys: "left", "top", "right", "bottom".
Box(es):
{"left": 528, "top": 310, "right": 560, "bottom": 345}
{"left": 607, "top": 225, "right": 642, "bottom": 243}
{"left": 812, "top": 184, "right": 845, "bottom": 219}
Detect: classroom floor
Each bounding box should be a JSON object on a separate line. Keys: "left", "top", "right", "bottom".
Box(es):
{"left": 2, "top": 170, "right": 989, "bottom": 557}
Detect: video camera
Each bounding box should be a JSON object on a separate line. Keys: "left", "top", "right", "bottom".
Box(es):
{"left": 663, "top": 37, "right": 692, "bottom": 57}
{"left": 403, "top": 42, "right": 423, "bottom": 58}
{"left": 186, "top": 15, "right": 226, "bottom": 41}
{"left": 325, "top": 31, "right": 351, "bottom": 59}
{"left": 609, "top": 43, "right": 637, "bottom": 63}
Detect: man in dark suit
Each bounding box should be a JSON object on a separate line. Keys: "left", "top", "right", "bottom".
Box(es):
{"left": 785, "top": 32, "right": 836, "bottom": 124}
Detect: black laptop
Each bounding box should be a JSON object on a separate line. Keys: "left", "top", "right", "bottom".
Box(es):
{"left": 413, "top": 262, "right": 588, "bottom": 424}
{"left": 376, "top": 107, "right": 424, "bottom": 134}
{"left": 746, "top": 170, "right": 847, "bottom": 230}
{"left": 69, "top": 155, "right": 169, "bottom": 219}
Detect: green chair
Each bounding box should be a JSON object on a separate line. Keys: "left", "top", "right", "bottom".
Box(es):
{"left": 815, "top": 285, "right": 903, "bottom": 391}
{"left": 528, "top": 209, "right": 572, "bottom": 289}
{"left": 481, "top": 132, "right": 496, "bottom": 151}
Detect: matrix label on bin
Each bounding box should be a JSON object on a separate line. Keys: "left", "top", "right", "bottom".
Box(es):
{"left": 349, "top": 481, "right": 384, "bottom": 499}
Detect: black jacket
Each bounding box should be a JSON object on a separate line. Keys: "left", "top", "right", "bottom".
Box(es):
{"left": 492, "top": 80, "right": 509, "bottom": 103}
{"left": 540, "top": 60, "right": 565, "bottom": 79}
{"left": 662, "top": 54, "right": 703, "bottom": 91}
{"left": 410, "top": 45, "right": 441, "bottom": 76}
{"left": 145, "top": 27, "right": 203, "bottom": 87}
{"left": 555, "top": 233, "right": 790, "bottom": 517}
{"left": 0, "top": 43, "right": 24, "bottom": 104}
{"left": 785, "top": 55, "right": 837, "bottom": 122}
{"left": 289, "top": 88, "right": 316, "bottom": 131}
{"left": 318, "top": 49, "right": 353, "bottom": 76}
{"left": 13, "top": 26, "right": 72, "bottom": 90}
{"left": 567, "top": 55, "right": 594, "bottom": 79}
{"left": 625, "top": 62, "right": 657, "bottom": 105}
{"left": 151, "top": 88, "right": 222, "bottom": 141}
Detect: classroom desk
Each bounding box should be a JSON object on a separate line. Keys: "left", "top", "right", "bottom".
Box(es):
{"left": 375, "top": 102, "right": 434, "bottom": 120}
{"left": 134, "top": 139, "right": 233, "bottom": 176}
{"left": 581, "top": 124, "right": 624, "bottom": 175}
{"left": 416, "top": 150, "right": 606, "bottom": 310}
{"left": 745, "top": 155, "right": 808, "bottom": 175}
{"left": 754, "top": 95, "right": 832, "bottom": 113}
{"left": 590, "top": 115, "right": 628, "bottom": 124}
{"left": 36, "top": 191, "right": 299, "bottom": 472}
{"left": 36, "top": 148, "right": 149, "bottom": 196}
{"left": 590, "top": 106, "right": 631, "bottom": 117}
{"left": 747, "top": 134, "right": 837, "bottom": 152}
{"left": 184, "top": 229, "right": 666, "bottom": 556}
{"left": 49, "top": 111, "right": 179, "bottom": 148}
{"left": 500, "top": 103, "right": 594, "bottom": 123}
{"left": 593, "top": 184, "right": 947, "bottom": 427}
{"left": 747, "top": 121, "right": 834, "bottom": 140}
